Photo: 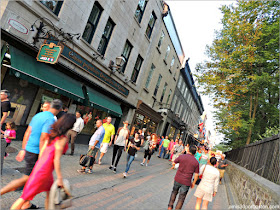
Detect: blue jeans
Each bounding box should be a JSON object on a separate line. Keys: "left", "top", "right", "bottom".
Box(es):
{"left": 168, "top": 181, "right": 190, "bottom": 209}
{"left": 125, "top": 154, "right": 135, "bottom": 173}
{"left": 159, "top": 147, "right": 167, "bottom": 158}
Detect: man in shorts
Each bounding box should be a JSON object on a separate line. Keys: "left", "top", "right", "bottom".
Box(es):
{"left": 218, "top": 154, "right": 228, "bottom": 184}
{"left": 97, "top": 116, "right": 115, "bottom": 165}
{"left": 0, "top": 99, "right": 62, "bottom": 209}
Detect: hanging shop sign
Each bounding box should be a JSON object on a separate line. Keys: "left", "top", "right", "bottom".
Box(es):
{"left": 37, "top": 43, "right": 62, "bottom": 64}
{"left": 8, "top": 19, "right": 28, "bottom": 34}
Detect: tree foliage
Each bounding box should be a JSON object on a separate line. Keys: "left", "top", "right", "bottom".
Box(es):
{"left": 196, "top": 1, "right": 279, "bottom": 148}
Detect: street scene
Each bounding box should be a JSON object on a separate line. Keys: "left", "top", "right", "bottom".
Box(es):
{"left": 1, "top": 0, "right": 279, "bottom": 210}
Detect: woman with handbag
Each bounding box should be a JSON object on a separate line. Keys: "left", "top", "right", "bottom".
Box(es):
{"left": 11, "top": 114, "right": 76, "bottom": 210}
{"left": 194, "top": 157, "right": 220, "bottom": 210}
{"left": 170, "top": 139, "right": 184, "bottom": 169}
{"left": 140, "top": 133, "right": 157, "bottom": 166}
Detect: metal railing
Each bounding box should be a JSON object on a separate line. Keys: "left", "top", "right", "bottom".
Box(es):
{"left": 225, "top": 134, "right": 280, "bottom": 185}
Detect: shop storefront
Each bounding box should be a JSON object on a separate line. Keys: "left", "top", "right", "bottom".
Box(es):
{"left": 1, "top": 30, "right": 133, "bottom": 142}
{"left": 131, "top": 100, "right": 162, "bottom": 135}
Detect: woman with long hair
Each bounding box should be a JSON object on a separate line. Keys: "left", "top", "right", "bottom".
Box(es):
{"left": 11, "top": 114, "right": 76, "bottom": 210}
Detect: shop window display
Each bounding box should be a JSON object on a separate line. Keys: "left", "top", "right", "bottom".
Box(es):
{"left": 132, "top": 113, "right": 158, "bottom": 134}
{"left": 1, "top": 73, "right": 38, "bottom": 125}
{"left": 169, "top": 126, "right": 176, "bottom": 140}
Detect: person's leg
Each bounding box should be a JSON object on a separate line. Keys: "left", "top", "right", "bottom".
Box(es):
{"left": 125, "top": 155, "right": 135, "bottom": 173}
{"left": 163, "top": 147, "right": 167, "bottom": 158}
{"left": 111, "top": 145, "right": 119, "bottom": 166}
{"left": 175, "top": 184, "right": 190, "bottom": 209}
{"left": 45, "top": 191, "right": 50, "bottom": 209}
{"left": 168, "top": 181, "right": 181, "bottom": 209}
{"left": 5, "top": 142, "right": 10, "bottom": 157}
{"left": 142, "top": 150, "right": 148, "bottom": 164}
{"left": 114, "top": 146, "right": 124, "bottom": 168}
{"left": 70, "top": 131, "right": 78, "bottom": 155}
{"left": 195, "top": 198, "right": 202, "bottom": 210}
{"left": 99, "top": 143, "right": 108, "bottom": 163}
{"left": 147, "top": 153, "right": 152, "bottom": 165}
{"left": 158, "top": 147, "right": 161, "bottom": 156}
{"left": 201, "top": 200, "right": 209, "bottom": 210}
{"left": 87, "top": 147, "right": 98, "bottom": 170}
{"left": 159, "top": 147, "right": 164, "bottom": 158}
{"left": 1, "top": 175, "right": 29, "bottom": 195}
{"left": 10, "top": 198, "right": 26, "bottom": 210}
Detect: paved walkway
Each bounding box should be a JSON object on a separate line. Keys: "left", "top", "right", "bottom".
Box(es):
{"left": 1, "top": 141, "right": 230, "bottom": 209}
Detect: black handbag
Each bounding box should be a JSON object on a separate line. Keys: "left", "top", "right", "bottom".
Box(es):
{"left": 79, "top": 154, "right": 89, "bottom": 166}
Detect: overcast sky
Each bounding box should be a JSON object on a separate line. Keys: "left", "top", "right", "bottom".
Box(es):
{"left": 166, "top": 0, "right": 235, "bottom": 145}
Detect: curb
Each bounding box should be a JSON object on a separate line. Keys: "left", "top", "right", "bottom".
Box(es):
{"left": 224, "top": 171, "right": 240, "bottom": 207}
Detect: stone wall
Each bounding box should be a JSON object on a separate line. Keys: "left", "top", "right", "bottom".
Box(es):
{"left": 227, "top": 161, "right": 280, "bottom": 208}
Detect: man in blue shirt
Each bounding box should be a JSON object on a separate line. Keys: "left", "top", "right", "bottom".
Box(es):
{"left": 77, "top": 119, "right": 105, "bottom": 174}
{"left": 1, "top": 99, "right": 62, "bottom": 208}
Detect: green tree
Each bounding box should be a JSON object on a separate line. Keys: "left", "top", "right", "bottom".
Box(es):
{"left": 196, "top": 1, "right": 279, "bottom": 148}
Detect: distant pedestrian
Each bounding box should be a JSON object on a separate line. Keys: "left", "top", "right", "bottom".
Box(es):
{"left": 123, "top": 132, "right": 141, "bottom": 178}
{"left": 158, "top": 136, "right": 170, "bottom": 158}
{"left": 140, "top": 133, "right": 157, "bottom": 166}
{"left": 217, "top": 154, "right": 228, "bottom": 184}
{"left": 157, "top": 136, "right": 164, "bottom": 156}
{"left": 168, "top": 145, "right": 199, "bottom": 210}
{"left": 56, "top": 106, "right": 68, "bottom": 119}
{"left": 11, "top": 114, "right": 76, "bottom": 210}
{"left": 98, "top": 116, "right": 115, "bottom": 164}
{"left": 171, "top": 140, "right": 184, "bottom": 169}
{"left": 194, "top": 157, "right": 220, "bottom": 210}
{"left": 1, "top": 122, "right": 16, "bottom": 158}
{"left": 66, "top": 111, "right": 84, "bottom": 155}
{"left": 109, "top": 121, "right": 130, "bottom": 173}
{"left": 1, "top": 90, "right": 11, "bottom": 131}
{"left": 194, "top": 147, "right": 202, "bottom": 163}
{"left": 168, "top": 139, "right": 176, "bottom": 161}
{"left": 1, "top": 99, "right": 62, "bottom": 209}
{"left": 199, "top": 146, "right": 210, "bottom": 167}
{"left": 77, "top": 119, "right": 105, "bottom": 174}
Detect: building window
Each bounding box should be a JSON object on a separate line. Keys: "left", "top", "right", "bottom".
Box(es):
{"left": 82, "top": 2, "right": 103, "bottom": 43}
{"left": 181, "top": 82, "right": 186, "bottom": 94}
{"left": 164, "top": 45, "right": 170, "bottom": 60}
{"left": 135, "top": 0, "right": 148, "bottom": 23}
{"left": 154, "top": 74, "right": 162, "bottom": 96}
{"left": 97, "top": 18, "right": 115, "bottom": 55}
{"left": 171, "top": 95, "right": 177, "bottom": 111}
{"left": 170, "top": 56, "right": 175, "bottom": 68}
{"left": 175, "top": 101, "right": 181, "bottom": 114}
{"left": 145, "top": 64, "right": 155, "bottom": 89}
{"left": 120, "top": 40, "right": 133, "bottom": 73}
{"left": 131, "top": 55, "right": 143, "bottom": 83}
{"left": 145, "top": 12, "right": 157, "bottom": 39}
{"left": 160, "top": 82, "right": 168, "bottom": 102}
{"left": 166, "top": 89, "right": 172, "bottom": 105}
{"left": 40, "top": 1, "right": 63, "bottom": 15}
{"left": 177, "top": 75, "right": 183, "bottom": 89}
{"left": 184, "top": 87, "right": 188, "bottom": 98}
{"left": 157, "top": 31, "right": 165, "bottom": 49}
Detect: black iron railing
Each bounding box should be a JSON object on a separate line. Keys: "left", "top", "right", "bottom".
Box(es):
{"left": 225, "top": 134, "right": 280, "bottom": 185}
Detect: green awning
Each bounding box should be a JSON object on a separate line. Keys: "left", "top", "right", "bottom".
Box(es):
{"left": 8, "top": 46, "right": 84, "bottom": 103}
{"left": 86, "top": 86, "right": 122, "bottom": 117}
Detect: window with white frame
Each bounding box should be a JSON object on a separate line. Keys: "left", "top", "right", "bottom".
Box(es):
{"left": 166, "top": 89, "right": 172, "bottom": 105}
{"left": 170, "top": 56, "right": 175, "bottom": 68}
{"left": 145, "top": 64, "right": 155, "bottom": 89}
{"left": 164, "top": 45, "right": 170, "bottom": 60}
{"left": 157, "top": 31, "right": 165, "bottom": 49}
{"left": 160, "top": 82, "right": 168, "bottom": 102}
{"left": 154, "top": 74, "right": 162, "bottom": 96}
{"left": 171, "top": 95, "right": 177, "bottom": 111}
{"left": 135, "top": 0, "right": 148, "bottom": 23}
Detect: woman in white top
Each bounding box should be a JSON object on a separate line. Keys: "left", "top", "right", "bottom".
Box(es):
{"left": 194, "top": 157, "right": 220, "bottom": 210}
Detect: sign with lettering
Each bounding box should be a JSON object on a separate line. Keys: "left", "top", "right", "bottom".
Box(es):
{"left": 37, "top": 43, "right": 62, "bottom": 64}
{"left": 45, "top": 40, "right": 129, "bottom": 96}
{"left": 8, "top": 19, "right": 28, "bottom": 34}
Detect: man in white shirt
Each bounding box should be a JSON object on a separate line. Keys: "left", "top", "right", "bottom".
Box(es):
{"left": 66, "top": 111, "right": 84, "bottom": 155}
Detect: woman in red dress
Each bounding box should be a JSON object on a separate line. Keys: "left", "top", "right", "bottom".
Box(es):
{"left": 11, "top": 114, "right": 76, "bottom": 210}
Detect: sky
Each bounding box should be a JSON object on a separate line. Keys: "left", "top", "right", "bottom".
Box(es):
{"left": 166, "top": 0, "right": 235, "bottom": 145}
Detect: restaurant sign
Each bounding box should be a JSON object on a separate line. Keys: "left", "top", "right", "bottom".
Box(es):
{"left": 45, "top": 40, "right": 129, "bottom": 96}
{"left": 37, "top": 43, "right": 62, "bottom": 64}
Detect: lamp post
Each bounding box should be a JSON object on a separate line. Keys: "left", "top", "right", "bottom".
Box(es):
{"left": 109, "top": 56, "right": 126, "bottom": 74}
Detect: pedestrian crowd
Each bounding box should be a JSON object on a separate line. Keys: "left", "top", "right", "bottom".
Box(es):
{"left": 1, "top": 91, "right": 228, "bottom": 210}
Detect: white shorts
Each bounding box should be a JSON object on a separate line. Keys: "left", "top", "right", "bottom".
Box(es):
{"left": 194, "top": 186, "right": 213, "bottom": 202}
{"left": 100, "top": 143, "right": 109, "bottom": 153}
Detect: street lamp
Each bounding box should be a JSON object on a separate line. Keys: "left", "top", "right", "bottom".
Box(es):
{"left": 109, "top": 56, "right": 126, "bottom": 74}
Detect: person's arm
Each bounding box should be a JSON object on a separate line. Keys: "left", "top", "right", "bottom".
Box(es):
{"left": 191, "top": 173, "right": 199, "bottom": 188}
{"left": 91, "top": 139, "right": 99, "bottom": 149}
{"left": 79, "top": 120, "right": 84, "bottom": 133}
{"left": 16, "top": 126, "right": 32, "bottom": 162}
{"left": 0, "top": 112, "right": 8, "bottom": 125}
{"left": 109, "top": 127, "right": 115, "bottom": 146}
{"left": 39, "top": 133, "right": 49, "bottom": 151}
{"left": 54, "top": 137, "right": 67, "bottom": 187}
{"left": 39, "top": 140, "right": 48, "bottom": 159}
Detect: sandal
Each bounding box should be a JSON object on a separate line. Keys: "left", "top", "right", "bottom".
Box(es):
{"left": 27, "top": 203, "right": 40, "bottom": 209}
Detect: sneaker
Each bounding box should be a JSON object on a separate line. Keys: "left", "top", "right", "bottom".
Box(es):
{"left": 86, "top": 168, "right": 93, "bottom": 174}
{"left": 98, "top": 159, "right": 102, "bottom": 165}
{"left": 146, "top": 163, "right": 148, "bottom": 167}
{"left": 77, "top": 169, "right": 85, "bottom": 173}
{"left": 135, "top": 154, "right": 138, "bottom": 158}
{"left": 109, "top": 165, "right": 113, "bottom": 170}
{"left": 123, "top": 172, "right": 127, "bottom": 178}
{"left": 113, "top": 167, "right": 117, "bottom": 174}
{"left": 140, "top": 162, "right": 144, "bottom": 166}
{"left": 157, "top": 156, "right": 161, "bottom": 158}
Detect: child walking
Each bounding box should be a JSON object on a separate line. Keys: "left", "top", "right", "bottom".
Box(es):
{"left": 1, "top": 122, "right": 16, "bottom": 158}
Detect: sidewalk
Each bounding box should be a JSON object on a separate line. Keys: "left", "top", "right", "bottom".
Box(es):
{"left": 1, "top": 141, "right": 230, "bottom": 209}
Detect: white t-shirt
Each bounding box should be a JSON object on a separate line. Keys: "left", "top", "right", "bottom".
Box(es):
{"left": 198, "top": 165, "right": 220, "bottom": 194}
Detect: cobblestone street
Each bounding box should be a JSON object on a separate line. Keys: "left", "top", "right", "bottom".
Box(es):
{"left": 1, "top": 142, "right": 230, "bottom": 209}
